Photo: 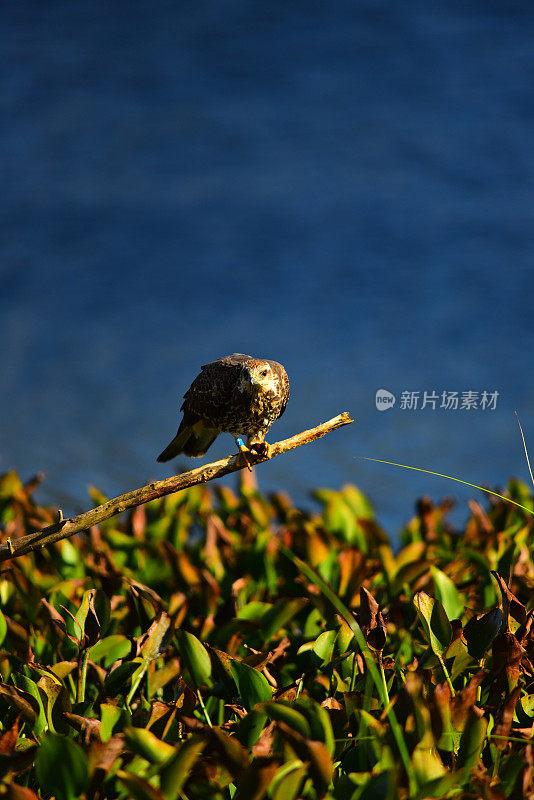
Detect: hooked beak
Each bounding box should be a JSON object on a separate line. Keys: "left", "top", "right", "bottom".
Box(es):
{"left": 247, "top": 373, "right": 263, "bottom": 394}
{"left": 241, "top": 369, "right": 259, "bottom": 393}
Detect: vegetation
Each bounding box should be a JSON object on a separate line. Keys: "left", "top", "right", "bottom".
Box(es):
{"left": 0, "top": 468, "right": 534, "bottom": 799}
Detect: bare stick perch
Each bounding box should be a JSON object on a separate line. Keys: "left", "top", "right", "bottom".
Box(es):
{"left": 0, "top": 412, "right": 353, "bottom": 563}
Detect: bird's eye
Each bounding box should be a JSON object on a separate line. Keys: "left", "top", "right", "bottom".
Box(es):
{"left": 261, "top": 369, "right": 268, "bottom": 377}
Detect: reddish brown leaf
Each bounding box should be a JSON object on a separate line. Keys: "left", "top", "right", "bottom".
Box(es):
{"left": 492, "top": 571, "right": 527, "bottom": 625}
{"left": 493, "top": 686, "right": 522, "bottom": 750}
{"left": 251, "top": 721, "right": 276, "bottom": 758}
{"left": 450, "top": 671, "right": 485, "bottom": 731}
{"left": 208, "top": 728, "right": 250, "bottom": 778}
{"left": 5, "top": 783, "right": 40, "bottom": 800}
{"left": 492, "top": 632, "right": 526, "bottom": 689}
{"left": 0, "top": 716, "right": 20, "bottom": 754}
{"left": 359, "top": 586, "right": 386, "bottom": 652}
{"left": 0, "top": 685, "right": 39, "bottom": 724}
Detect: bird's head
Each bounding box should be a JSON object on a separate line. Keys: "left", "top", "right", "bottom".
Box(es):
{"left": 241, "top": 360, "right": 278, "bottom": 396}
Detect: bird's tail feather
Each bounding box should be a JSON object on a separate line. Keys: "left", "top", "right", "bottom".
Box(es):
{"left": 157, "top": 422, "right": 218, "bottom": 462}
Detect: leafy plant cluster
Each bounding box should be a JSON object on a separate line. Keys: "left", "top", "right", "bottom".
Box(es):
{"left": 1, "top": 469, "right": 534, "bottom": 799}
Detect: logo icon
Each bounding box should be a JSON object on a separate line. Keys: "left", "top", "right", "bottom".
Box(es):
{"left": 375, "top": 389, "right": 396, "bottom": 411}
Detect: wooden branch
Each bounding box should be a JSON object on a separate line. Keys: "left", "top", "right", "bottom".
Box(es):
{"left": 0, "top": 412, "right": 353, "bottom": 563}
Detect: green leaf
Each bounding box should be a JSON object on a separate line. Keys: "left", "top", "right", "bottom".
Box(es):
{"left": 431, "top": 567, "right": 464, "bottom": 620}
{"left": 116, "top": 771, "right": 165, "bottom": 800}
{"left": 323, "top": 496, "right": 367, "bottom": 550}
{"left": 456, "top": 710, "right": 488, "bottom": 777}
{"left": 414, "top": 591, "right": 452, "bottom": 657}
{"left": 100, "top": 702, "right": 124, "bottom": 742}
{"left": 351, "top": 772, "right": 395, "bottom": 799}
{"left": 498, "top": 752, "right": 526, "bottom": 796}
{"left": 230, "top": 661, "right": 272, "bottom": 709}
{"left": 140, "top": 611, "right": 174, "bottom": 663}
{"left": 277, "top": 542, "right": 417, "bottom": 794}
{"left": 0, "top": 608, "right": 7, "bottom": 646}
{"left": 393, "top": 559, "right": 431, "bottom": 594}
{"left": 159, "top": 735, "right": 207, "bottom": 800}
{"left": 35, "top": 733, "right": 88, "bottom": 800}
{"left": 89, "top": 634, "right": 132, "bottom": 666}
{"left": 412, "top": 746, "right": 446, "bottom": 785}
{"left": 269, "top": 760, "right": 307, "bottom": 800}
{"left": 276, "top": 727, "right": 333, "bottom": 794}
{"left": 237, "top": 709, "right": 269, "bottom": 748}
{"left": 237, "top": 601, "right": 271, "bottom": 621}
{"left": 411, "top": 771, "right": 464, "bottom": 800}
{"left": 124, "top": 727, "right": 175, "bottom": 764}
{"left": 311, "top": 629, "right": 338, "bottom": 666}
{"left": 104, "top": 660, "right": 143, "bottom": 698}
{"left": 233, "top": 758, "right": 280, "bottom": 800}
{"left": 36, "top": 671, "right": 71, "bottom": 734}
{"left": 516, "top": 694, "right": 534, "bottom": 726}
{"left": 260, "top": 597, "right": 308, "bottom": 642}
{"left": 177, "top": 631, "right": 211, "bottom": 687}
{"left": 0, "top": 470, "right": 24, "bottom": 501}
{"left": 9, "top": 675, "right": 47, "bottom": 734}
{"left": 293, "top": 698, "right": 335, "bottom": 756}
{"left": 260, "top": 701, "right": 311, "bottom": 739}
{"left": 341, "top": 483, "right": 375, "bottom": 518}
{"left": 75, "top": 589, "right": 102, "bottom": 648}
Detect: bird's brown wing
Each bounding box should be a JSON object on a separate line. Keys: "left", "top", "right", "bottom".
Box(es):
{"left": 180, "top": 355, "right": 251, "bottom": 424}
{"left": 159, "top": 356, "right": 252, "bottom": 462}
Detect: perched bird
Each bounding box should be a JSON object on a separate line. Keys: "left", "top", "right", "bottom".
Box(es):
{"left": 157, "top": 353, "right": 290, "bottom": 467}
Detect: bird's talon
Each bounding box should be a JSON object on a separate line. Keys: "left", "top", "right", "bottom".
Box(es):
{"left": 250, "top": 441, "right": 272, "bottom": 459}
{"left": 237, "top": 443, "right": 253, "bottom": 472}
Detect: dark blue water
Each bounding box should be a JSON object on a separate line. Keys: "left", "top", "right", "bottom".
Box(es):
{"left": 2, "top": 1, "right": 534, "bottom": 535}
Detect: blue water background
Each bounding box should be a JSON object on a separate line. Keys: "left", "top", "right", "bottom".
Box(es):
{"left": 2, "top": 1, "right": 534, "bottom": 536}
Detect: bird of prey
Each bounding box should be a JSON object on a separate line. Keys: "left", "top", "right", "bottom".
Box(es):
{"left": 157, "top": 353, "right": 289, "bottom": 468}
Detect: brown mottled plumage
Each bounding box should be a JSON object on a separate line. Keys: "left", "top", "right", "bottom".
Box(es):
{"left": 157, "top": 353, "right": 290, "bottom": 462}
